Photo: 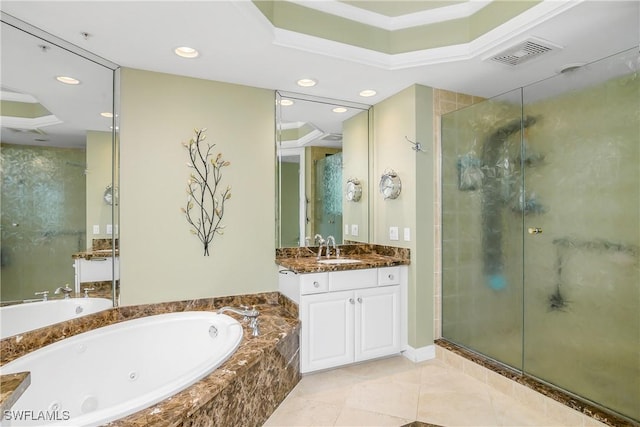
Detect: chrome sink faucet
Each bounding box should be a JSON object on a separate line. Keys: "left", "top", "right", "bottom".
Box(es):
{"left": 325, "top": 235, "right": 338, "bottom": 258}
{"left": 217, "top": 305, "right": 260, "bottom": 337}
{"left": 54, "top": 285, "right": 73, "bottom": 299}
{"left": 314, "top": 234, "right": 325, "bottom": 259}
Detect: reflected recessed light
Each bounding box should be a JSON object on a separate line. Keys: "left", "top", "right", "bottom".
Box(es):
{"left": 100, "top": 112, "right": 114, "bottom": 118}
{"left": 279, "top": 99, "right": 294, "bottom": 106}
{"left": 332, "top": 107, "right": 347, "bottom": 113}
{"left": 359, "top": 89, "right": 376, "bottom": 97}
{"left": 56, "top": 76, "right": 80, "bottom": 85}
{"left": 174, "top": 46, "right": 199, "bottom": 58}
{"left": 297, "top": 78, "right": 317, "bottom": 87}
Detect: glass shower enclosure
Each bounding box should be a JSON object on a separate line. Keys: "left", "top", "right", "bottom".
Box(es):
{"left": 441, "top": 47, "right": 639, "bottom": 422}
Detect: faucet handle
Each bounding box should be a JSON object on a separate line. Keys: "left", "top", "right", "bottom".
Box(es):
{"left": 35, "top": 290, "right": 49, "bottom": 301}
{"left": 83, "top": 287, "right": 95, "bottom": 298}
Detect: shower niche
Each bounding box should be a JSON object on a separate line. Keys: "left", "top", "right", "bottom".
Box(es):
{"left": 441, "top": 47, "right": 639, "bottom": 423}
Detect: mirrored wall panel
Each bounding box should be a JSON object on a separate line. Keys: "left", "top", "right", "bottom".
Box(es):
{"left": 1, "top": 15, "right": 119, "bottom": 311}
{"left": 276, "top": 91, "right": 370, "bottom": 248}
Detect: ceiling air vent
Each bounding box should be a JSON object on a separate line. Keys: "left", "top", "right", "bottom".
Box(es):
{"left": 488, "top": 38, "right": 561, "bottom": 67}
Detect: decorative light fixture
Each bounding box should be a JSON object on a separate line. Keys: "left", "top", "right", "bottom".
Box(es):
{"left": 332, "top": 107, "right": 347, "bottom": 113}
{"left": 174, "top": 46, "right": 199, "bottom": 58}
{"left": 56, "top": 76, "right": 80, "bottom": 85}
{"left": 297, "top": 78, "right": 317, "bottom": 87}
{"left": 279, "top": 99, "right": 294, "bottom": 106}
{"left": 359, "top": 89, "right": 376, "bottom": 97}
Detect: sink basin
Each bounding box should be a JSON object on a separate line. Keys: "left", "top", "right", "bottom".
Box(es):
{"left": 317, "top": 258, "right": 361, "bottom": 265}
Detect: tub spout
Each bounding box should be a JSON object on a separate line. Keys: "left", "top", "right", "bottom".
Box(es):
{"left": 217, "top": 306, "right": 260, "bottom": 336}
{"left": 54, "top": 285, "right": 73, "bottom": 299}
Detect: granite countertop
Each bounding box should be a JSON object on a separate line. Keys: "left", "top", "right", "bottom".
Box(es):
{"left": 275, "top": 243, "right": 410, "bottom": 273}
{"left": 0, "top": 372, "right": 30, "bottom": 418}
{"left": 72, "top": 249, "right": 119, "bottom": 260}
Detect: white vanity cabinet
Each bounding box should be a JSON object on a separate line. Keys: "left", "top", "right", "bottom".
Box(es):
{"left": 73, "top": 257, "right": 120, "bottom": 293}
{"left": 279, "top": 265, "right": 406, "bottom": 373}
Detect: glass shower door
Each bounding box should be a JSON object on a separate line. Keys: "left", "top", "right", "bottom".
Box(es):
{"left": 441, "top": 88, "right": 525, "bottom": 370}
{"left": 314, "top": 153, "right": 343, "bottom": 242}
{"left": 522, "top": 48, "right": 640, "bottom": 421}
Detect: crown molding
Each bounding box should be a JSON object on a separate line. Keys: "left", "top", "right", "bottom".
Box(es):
{"left": 271, "top": 1, "right": 581, "bottom": 70}
{"left": 289, "top": 0, "right": 491, "bottom": 31}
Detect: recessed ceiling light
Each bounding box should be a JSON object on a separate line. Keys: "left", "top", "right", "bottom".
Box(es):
{"left": 297, "top": 78, "right": 317, "bottom": 87}
{"left": 279, "top": 99, "right": 294, "bottom": 106}
{"left": 359, "top": 89, "right": 376, "bottom": 97}
{"left": 332, "top": 107, "right": 347, "bottom": 113}
{"left": 101, "top": 112, "right": 114, "bottom": 118}
{"left": 174, "top": 46, "right": 199, "bottom": 58}
{"left": 56, "top": 76, "right": 80, "bottom": 85}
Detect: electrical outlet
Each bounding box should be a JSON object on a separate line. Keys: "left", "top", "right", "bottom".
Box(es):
{"left": 351, "top": 224, "right": 359, "bottom": 236}
{"left": 93, "top": 225, "right": 100, "bottom": 235}
{"left": 404, "top": 227, "right": 411, "bottom": 241}
{"left": 389, "top": 226, "right": 399, "bottom": 241}
{"left": 344, "top": 224, "right": 349, "bottom": 235}
{"left": 106, "top": 224, "right": 113, "bottom": 235}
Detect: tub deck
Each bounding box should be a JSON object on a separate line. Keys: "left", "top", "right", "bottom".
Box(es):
{"left": 0, "top": 292, "right": 300, "bottom": 427}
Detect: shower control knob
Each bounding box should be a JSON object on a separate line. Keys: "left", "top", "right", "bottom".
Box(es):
{"left": 527, "top": 227, "right": 543, "bottom": 235}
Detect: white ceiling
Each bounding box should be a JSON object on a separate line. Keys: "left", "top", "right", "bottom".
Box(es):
{"left": 1, "top": 1, "right": 638, "bottom": 147}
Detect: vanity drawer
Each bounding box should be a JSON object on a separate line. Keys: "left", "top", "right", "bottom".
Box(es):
{"left": 378, "top": 266, "right": 401, "bottom": 286}
{"left": 300, "top": 272, "right": 329, "bottom": 295}
{"left": 329, "top": 268, "right": 377, "bottom": 292}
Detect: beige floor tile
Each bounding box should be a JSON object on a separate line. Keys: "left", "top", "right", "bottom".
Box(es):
{"left": 489, "top": 389, "right": 568, "bottom": 427}
{"left": 417, "top": 389, "right": 498, "bottom": 426}
{"left": 333, "top": 407, "right": 412, "bottom": 426}
{"left": 264, "top": 356, "right": 607, "bottom": 427}
{"left": 346, "top": 378, "right": 420, "bottom": 420}
{"left": 263, "top": 396, "right": 341, "bottom": 427}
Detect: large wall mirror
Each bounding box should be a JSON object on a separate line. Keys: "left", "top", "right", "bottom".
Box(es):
{"left": 1, "top": 14, "right": 119, "bottom": 307}
{"left": 276, "top": 91, "right": 370, "bottom": 248}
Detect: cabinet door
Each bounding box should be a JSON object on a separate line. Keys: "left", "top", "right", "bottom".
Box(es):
{"left": 300, "top": 290, "right": 354, "bottom": 373}
{"left": 355, "top": 285, "right": 401, "bottom": 362}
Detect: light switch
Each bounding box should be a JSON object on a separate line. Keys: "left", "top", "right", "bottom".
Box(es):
{"left": 389, "top": 226, "right": 399, "bottom": 241}
{"left": 106, "top": 224, "right": 113, "bottom": 235}
{"left": 351, "top": 224, "right": 359, "bottom": 236}
{"left": 404, "top": 227, "right": 411, "bottom": 241}
{"left": 93, "top": 225, "right": 100, "bottom": 235}
{"left": 344, "top": 224, "right": 349, "bottom": 235}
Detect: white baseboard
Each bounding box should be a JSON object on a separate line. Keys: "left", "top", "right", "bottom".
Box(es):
{"left": 402, "top": 344, "right": 436, "bottom": 363}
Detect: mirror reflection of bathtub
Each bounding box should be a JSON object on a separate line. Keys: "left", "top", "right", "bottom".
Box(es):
{"left": 0, "top": 298, "right": 113, "bottom": 340}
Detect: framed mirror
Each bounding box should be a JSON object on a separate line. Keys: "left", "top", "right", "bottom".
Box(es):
{"left": 1, "top": 14, "right": 119, "bottom": 306}
{"left": 276, "top": 91, "right": 370, "bottom": 248}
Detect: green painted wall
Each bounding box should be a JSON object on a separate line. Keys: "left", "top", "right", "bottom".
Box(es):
{"left": 119, "top": 68, "right": 276, "bottom": 305}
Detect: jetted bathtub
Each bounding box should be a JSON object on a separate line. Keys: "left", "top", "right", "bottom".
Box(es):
{"left": 0, "top": 311, "right": 243, "bottom": 426}
{"left": 0, "top": 298, "right": 113, "bottom": 340}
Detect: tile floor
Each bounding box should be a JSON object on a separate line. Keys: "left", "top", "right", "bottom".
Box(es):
{"left": 263, "top": 356, "right": 590, "bottom": 427}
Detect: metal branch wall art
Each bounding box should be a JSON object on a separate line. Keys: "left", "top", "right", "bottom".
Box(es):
{"left": 181, "top": 128, "right": 231, "bottom": 256}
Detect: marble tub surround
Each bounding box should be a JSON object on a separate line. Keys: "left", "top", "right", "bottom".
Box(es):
{"left": 435, "top": 339, "right": 634, "bottom": 427}
{"left": 0, "top": 292, "right": 301, "bottom": 427}
{"left": 0, "top": 371, "right": 30, "bottom": 418}
{"left": 276, "top": 243, "right": 410, "bottom": 273}
{"left": 92, "top": 238, "right": 119, "bottom": 250}
{"left": 72, "top": 248, "right": 119, "bottom": 260}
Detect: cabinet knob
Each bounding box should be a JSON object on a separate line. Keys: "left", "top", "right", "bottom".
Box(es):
{"left": 357, "top": 297, "right": 362, "bottom": 303}
{"left": 313, "top": 281, "right": 320, "bottom": 288}
{"left": 349, "top": 298, "right": 355, "bottom": 304}
{"left": 388, "top": 274, "right": 394, "bottom": 280}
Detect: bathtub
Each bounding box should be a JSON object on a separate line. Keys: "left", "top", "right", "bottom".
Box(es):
{"left": 0, "top": 311, "right": 243, "bottom": 426}
{"left": 0, "top": 298, "right": 113, "bottom": 340}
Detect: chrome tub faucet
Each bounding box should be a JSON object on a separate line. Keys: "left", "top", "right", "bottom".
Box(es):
{"left": 217, "top": 305, "right": 260, "bottom": 336}
{"left": 54, "top": 285, "right": 73, "bottom": 299}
